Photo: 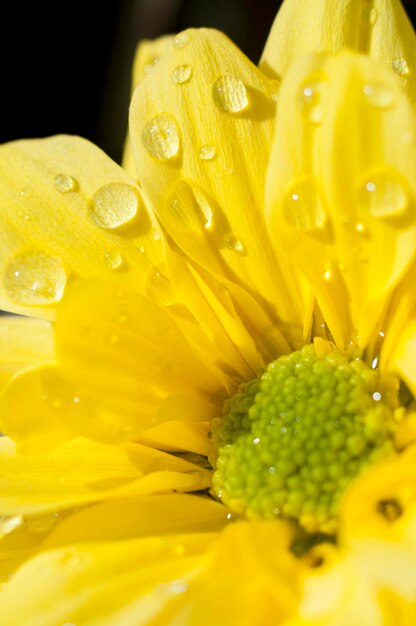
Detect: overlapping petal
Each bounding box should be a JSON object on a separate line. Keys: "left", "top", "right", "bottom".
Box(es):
{"left": 260, "top": 0, "right": 416, "bottom": 107}
{"left": 0, "top": 437, "right": 210, "bottom": 516}
{"left": 0, "top": 316, "right": 54, "bottom": 389}
{"left": 0, "top": 135, "right": 167, "bottom": 319}
{"left": 130, "top": 28, "right": 311, "bottom": 345}
{"left": 266, "top": 50, "right": 416, "bottom": 349}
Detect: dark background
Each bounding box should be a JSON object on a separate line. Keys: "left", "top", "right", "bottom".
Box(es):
{"left": 1, "top": 0, "right": 415, "bottom": 163}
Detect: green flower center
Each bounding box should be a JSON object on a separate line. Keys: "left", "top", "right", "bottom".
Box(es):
{"left": 212, "top": 344, "right": 399, "bottom": 534}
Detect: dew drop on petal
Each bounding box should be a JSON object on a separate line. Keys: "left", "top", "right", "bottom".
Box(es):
{"left": 282, "top": 177, "right": 327, "bottom": 232}
{"left": 355, "top": 222, "right": 367, "bottom": 235}
{"left": 298, "top": 80, "right": 326, "bottom": 124}
{"left": 142, "top": 114, "right": 181, "bottom": 161}
{"left": 104, "top": 250, "right": 123, "bottom": 270}
{"left": 212, "top": 76, "right": 248, "bottom": 113}
{"left": 363, "top": 83, "right": 395, "bottom": 109}
{"left": 151, "top": 228, "right": 162, "bottom": 241}
{"left": 199, "top": 145, "right": 217, "bottom": 161}
{"left": 392, "top": 57, "right": 410, "bottom": 77}
{"left": 358, "top": 171, "right": 410, "bottom": 219}
{"left": 173, "top": 32, "right": 191, "bottom": 49}
{"left": 90, "top": 183, "right": 140, "bottom": 229}
{"left": 225, "top": 233, "right": 246, "bottom": 255}
{"left": 166, "top": 181, "right": 214, "bottom": 231}
{"left": 144, "top": 57, "right": 159, "bottom": 75}
{"left": 171, "top": 64, "right": 193, "bottom": 84}
{"left": 54, "top": 173, "right": 77, "bottom": 193}
{"left": 145, "top": 265, "right": 177, "bottom": 306}
{"left": 4, "top": 251, "right": 67, "bottom": 306}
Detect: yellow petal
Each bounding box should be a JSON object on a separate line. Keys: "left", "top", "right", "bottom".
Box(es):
{"left": 138, "top": 421, "right": 212, "bottom": 456}
{"left": 0, "top": 532, "right": 214, "bottom": 626}
{"left": 0, "top": 135, "right": 167, "bottom": 319}
{"left": 266, "top": 51, "right": 416, "bottom": 349}
{"left": 0, "top": 316, "right": 54, "bottom": 389}
{"left": 122, "top": 35, "right": 173, "bottom": 177}
{"left": 0, "top": 436, "right": 210, "bottom": 516}
{"left": 43, "top": 494, "right": 229, "bottom": 549}
{"left": 129, "top": 28, "right": 310, "bottom": 337}
{"left": 260, "top": 0, "right": 416, "bottom": 106}
{"left": 22, "top": 278, "right": 223, "bottom": 445}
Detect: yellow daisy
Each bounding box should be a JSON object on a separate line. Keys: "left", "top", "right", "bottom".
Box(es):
{"left": 0, "top": 0, "right": 416, "bottom": 623}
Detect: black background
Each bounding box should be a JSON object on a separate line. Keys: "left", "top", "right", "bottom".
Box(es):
{"left": 1, "top": 0, "right": 415, "bottom": 163}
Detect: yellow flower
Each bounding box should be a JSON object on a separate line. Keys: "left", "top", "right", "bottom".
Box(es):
{"left": 0, "top": 0, "right": 416, "bottom": 623}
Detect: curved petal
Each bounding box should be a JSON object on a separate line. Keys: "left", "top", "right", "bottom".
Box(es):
{"left": 260, "top": 0, "right": 416, "bottom": 107}
{"left": 0, "top": 437, "right": 210, "bottom": 516}
{"left": 0, "top": 316, "right": 54, "bottom": 389}
{"left": 0, "top": 533, "right": 213, "bottom": 626}
{"left": 0, "top": 278, "right": 226, "bottom": 449}
{"left": 129, "top": 28, "right": 310, "bottom": 338}
{"left": 266, "top": 51, "right": 416, "bottom": 349}
{"left": 43, "top": 494, "right": 229, "bottom": 549}
{"left": 122, "top": 35, "right": 173, "bottom": 177}
{"left": 0, "top": 521, "right": 303, "bottom": 626}
{"left": 0, "top": 135, "right": 167, "bottom": 319}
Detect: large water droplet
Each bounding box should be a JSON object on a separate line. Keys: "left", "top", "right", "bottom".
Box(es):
{"left": 199, "top": 145, "right": 217, "bottom": 161}
{"left": 54, "top": 173, "right": 77, "bottom": 193}
{"left": 171, "top": 64, "right": 192, "bottom": 84}
{"left": 90, "top": 183, "right": 140, "bottom": 229}
{"left": 392, "top": 57, "right": 410, "bottom": 77}
{"left": 358, "top": 170, "right": 410, "bottom": 219}
{"left": 145, "top": 265, "right": 177, "bottom": 306}
{"left": 212, "top": 76, "right": 248, "bottom": 113}
{"left": 225, "top": 233, "right": 246, "bottom": 254}
{"left": 104, "top": 250, "right": 123, "bottom": 270}
{"left": 282, "top": 177, "right": 327, "bottom": 232}
{"left": 4, "top": 251, "right": 67, "bottom": 306}
{"left": 142, "top": 114, "right": 181, "bottom": 161}
{"left": 166, "top": 181, "right": 214, "bottom": 231}
{"left": 299, "top": 79, "right": 326, "bottom": 124}
{"left": 173, "top": 32, "right": 191, "bottom": 49}
{"left": 363, "top": 83, "right": 395, "bottom": 109}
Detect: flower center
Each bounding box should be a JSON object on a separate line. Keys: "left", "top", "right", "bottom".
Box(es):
{"left": 212, "top": 344, "right": 399, "bottom": 534}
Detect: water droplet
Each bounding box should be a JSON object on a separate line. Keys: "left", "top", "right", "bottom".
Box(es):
{"left": 199, "top": 145, "right": 217, "bottom": 161}
{"left": 363, "top": 83, "right": 395, "bottom": 109}
{"left": 212, "top": 76, "right": 248, "bottom": 113}
{"left": 392, "top": 57, "right": 410, "bottom": 77}
{"left": 323, "top": 269, "right": 331, "bottom": 281}
{"left": 142, "top": 114, "right": 181, "bottom": 161}
{"left": 369, "top": 7, "right": 378, "bottom": 25}
{"left": 54, "top": 173, "right": 77, "bottom": 193}
{"left": 104, "top": 250, "right": 123, "bottom": 270}
{"left": 282, "top": 177, "right": 327, "bottom": 232}
{"left": 4, "top": 251, "right": 67, "bottom": 306}
{"left": 170, "top": 579, "right": 188, "bottom": 594}
{"left": 355, "top": 222, "right": 367, "bottom": 235}
{"left": 299, "top": 79, "right": 326, "bottom": 124}
{"left": 144, "top": 57, "right": 159, "bottom": 74}
{"left": 166, "top": 181, "right": 214, "bottom": 231}
{"left": 90, "top": 183, "right": 140, "bottom": 229}
{"left": 137, "top": 245, "right": 146, "bottom": 254}
{"left": 372, "top": 357, "right": 379, "bottom": 369}
{"left": 145, "top": 265, "right": 177, "bottom": 306}
{"left": 19, "top": 187, "right": 32, "bottom": 198}
{"left": 151, "top": 228, "right": 162, "bottom": 241}
{"left": 173, "top": 32, "right": 190, "bottom": 49}
{"left": 0, "top": 515, "right": 23, "bottom": 535}
{"left": 225, "top": 233, "right": 246, "bottom": 254}
{"left": 358, "top": 170, "right": 410, "bottom": 219}
{"left": 171, "top": 64, "right": 192, "bottom": 84}
{"left": 373, "top": 391, "right": 382, "bottom": 401}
